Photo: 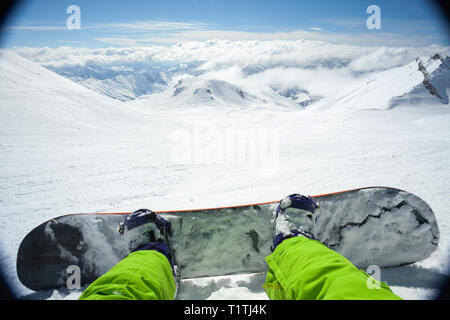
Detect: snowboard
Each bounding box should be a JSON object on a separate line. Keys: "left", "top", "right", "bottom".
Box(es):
{"left": 17, "top": 187, "right": 440, "bottom": 292}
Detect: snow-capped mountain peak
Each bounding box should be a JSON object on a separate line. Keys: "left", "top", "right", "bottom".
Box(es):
{"left": 310, "top": 50, "right": 450, "bottom": 112}
{"left": 172, "top": 78, "right": 257, "bottom": 104}
{"left": 134, "top": 77, "right": 300, "bottom": 109}
{"left": 415, "top": 51, "right": 450, "bottom": 104}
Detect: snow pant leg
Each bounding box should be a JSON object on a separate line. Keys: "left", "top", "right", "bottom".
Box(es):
{"left": 264, "top": 236, "right": 401, "bottom": 300}
{"left": 79, "top": 250, "right": 176, "bottom": 300}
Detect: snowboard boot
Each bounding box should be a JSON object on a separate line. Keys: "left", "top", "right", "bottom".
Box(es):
{"left": 271, "top": 194, "right": 320, "bottom": 252}
{"left": 118, "top": 209, "right": 177, "bottom": 272}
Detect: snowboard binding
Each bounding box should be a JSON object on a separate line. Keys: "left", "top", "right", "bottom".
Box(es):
{"left": 272, "top": 194, "right": 320, "bottom": 251}
{"left": 118, "top": 209, "right": 172, "bottom": 243}
{"left": 118, "top": 209, "right": 179, "bottom": 278}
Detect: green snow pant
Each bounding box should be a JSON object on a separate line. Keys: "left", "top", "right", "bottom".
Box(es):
{"left": 79, "top": 250, "right": 176, "bottom": 300}
{"left": 264, "top": 236, "right": 402, "bottom": 300}
{"left": 79, "top": 237, "right": 401, "bottom": 300}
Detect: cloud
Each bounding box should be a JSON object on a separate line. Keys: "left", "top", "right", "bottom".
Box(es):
{"left": 5, "top": 25, "right": 67, "bottom": 31}
{"left": 94, "top": 29, "right": 325, "bottom": 45}
{"left": 11, "top": 39, "right": 443, "bottom": 71}
{"left": 7, "top": 39, "right": 446, "bottom": 106}
{"left": 91, "top": 27, "right": 441, "bottom": 47}
{"left": 250, "top": 66, "right": 363, "bottom": 98}
{"left": 3, "top": 20, "right": 206, "bottom": 35}
{"left": 312, "top": 17, "right": 365, "bottom": 29}
{"left": 98, "top": 21, "right": 205, "bottom": 32}
{"left": 94, "top": 37, "right": 142, "bottom": 46}
{"left": 58, "top": 40, "right": 84, "bottom": 44}
{"left": 5, "top": 17, "right": 443, "bottom": 47}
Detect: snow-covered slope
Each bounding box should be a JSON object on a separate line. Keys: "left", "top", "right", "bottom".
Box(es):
{"left": 275, "top": 87, "right": 319, "bottom": 107}
{"left": 78, "top": 72, "right": 167, "bottom": 102}
{"left": 310, "top": 50, "right": 450, "bottom": 112}
{"left": 48, "top": 64, "right": 170, "bottom": 101}
{"left": 1, "top": 47, "right": 449, "bottom": 301}
{"left": 134, "top": 77, "right": 300, "bottom": 110}
{"left": 0, "top": 50, "right": 135, "bottom": 137}
{"left": 130, "top": 51, "right": 450, "bottom": 114}
{"left": 392, "top": 52, "right": 450, "bottom": 106}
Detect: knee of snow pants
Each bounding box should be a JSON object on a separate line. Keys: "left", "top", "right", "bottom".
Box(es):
{"left": 263, "top": 236, "right": 402, "bottom": 300}
{"left": 79, "top": 250, "right": 176, "bottom": 300}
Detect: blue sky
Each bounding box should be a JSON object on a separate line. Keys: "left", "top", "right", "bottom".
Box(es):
{"left": 1, "top": 0, "right": 449, "bottom": 47}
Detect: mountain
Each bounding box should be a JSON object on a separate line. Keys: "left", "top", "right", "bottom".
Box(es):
{"left": 275, "top": 87, "right": 320, "bottom": 107}
{"left": 133, "top": 77, "right": 300, "bottom": 109}
{"left": 48, "top": 64, "right": 171, "bottom": 101}
{"left": 0, "top": 50, "right": 132, "bottom": 136}
{"left": 310, "top": 50, "right": 450, "bottom": 112}
{"left": 1, "top": 47, "right": 449, "bottom": 301}
{"left": 392, "top": 52, "right": 450, "bottom": 106}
